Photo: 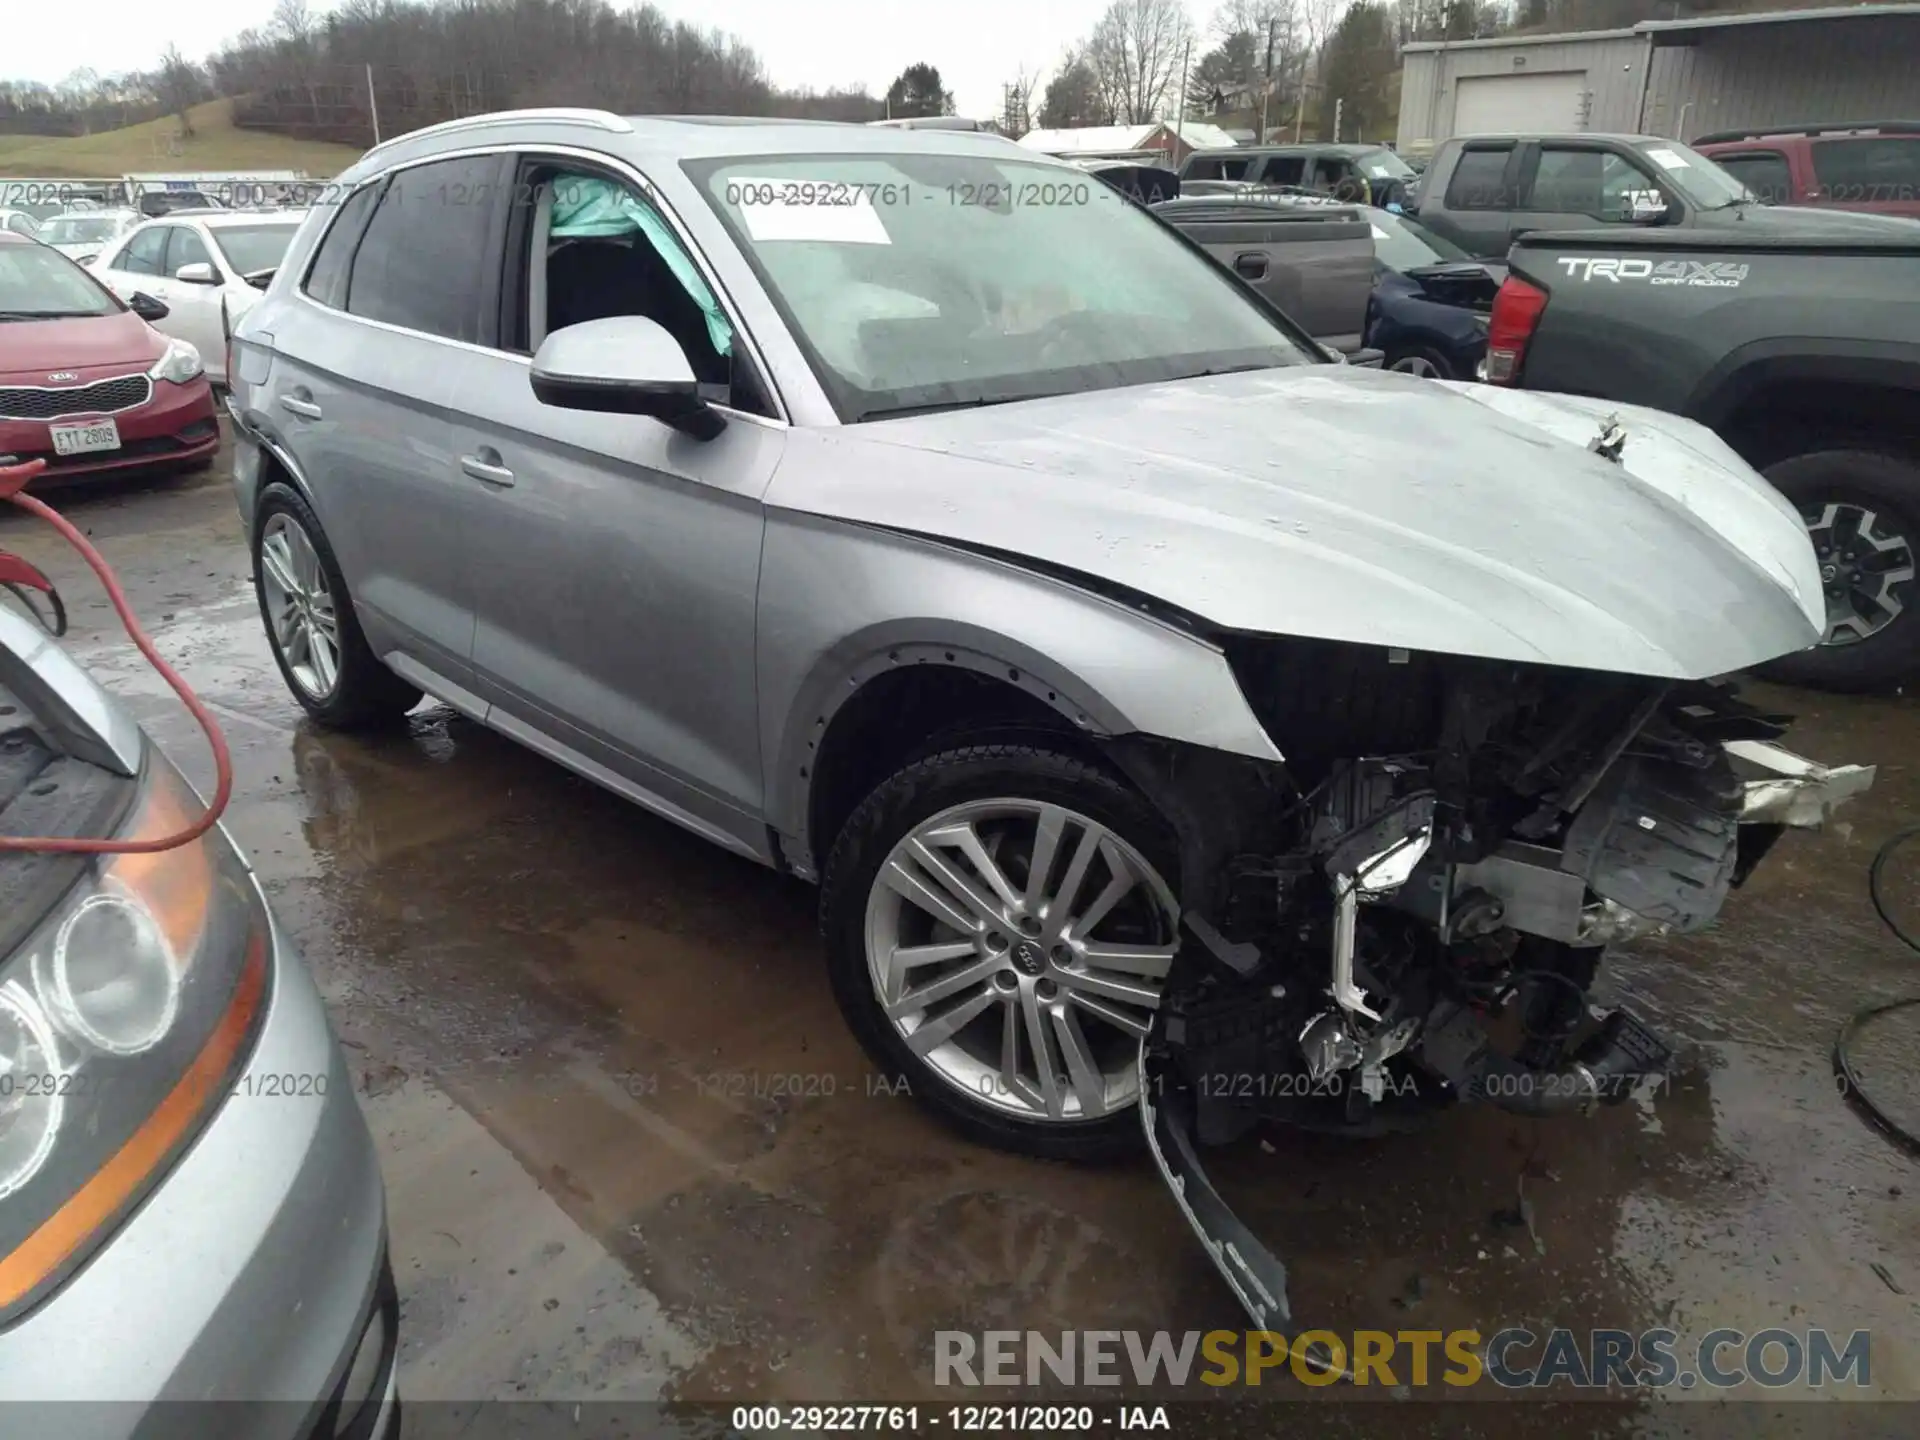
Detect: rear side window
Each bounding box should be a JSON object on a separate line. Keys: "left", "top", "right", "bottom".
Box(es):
{"left": 1258, "top": 155, "right": 1305, "bottom": 186}
{"left": 1713, "top": 150, "right": 1794, "bottom": 204}
{"left": 344, "top": 155, "right": 498, "bottom": 342}
{"left": 1812, "top": 138, "right": 1920, "bottom": 203}
{"left": 302, "top": 183, "right": 381, "bottom": 309}
{"left": 1445, "top": 147, "right": 1514, "bottom": 209}
{"left": 1186, "top": 156, "right": 1250, "bottom": 181}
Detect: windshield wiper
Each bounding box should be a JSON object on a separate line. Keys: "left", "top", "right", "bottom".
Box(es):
{"left": 851, "top": 394, "right": 1028, "bottom": 422}
{"left": 0, "top": 309, "right": 101, "bottom": 321}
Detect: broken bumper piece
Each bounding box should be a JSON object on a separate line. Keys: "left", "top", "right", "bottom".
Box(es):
{"left": 1139, "top": 1040, "right": 1290, "bottom": 1332}
{"left": 1726, "top": 739, "right": 1876, "bottom": 828}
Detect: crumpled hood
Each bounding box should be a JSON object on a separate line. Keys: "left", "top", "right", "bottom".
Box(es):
{"left": 766, "top": 365, "right": 1824, "bottom": 679}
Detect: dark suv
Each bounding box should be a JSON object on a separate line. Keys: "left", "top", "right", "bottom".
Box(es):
{"left": 1178, "top": 143, "right": 1417, "bottom": 207}
{"left": 1693, "top": 122, "right": 1920, "bottom": 221}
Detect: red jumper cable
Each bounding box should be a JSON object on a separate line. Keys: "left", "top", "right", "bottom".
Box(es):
{"left": 0, "top": 458, "right": 232, "bottom": 853}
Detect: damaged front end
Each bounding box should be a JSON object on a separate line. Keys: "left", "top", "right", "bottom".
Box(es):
{"left": 1110, "top": 639, "right": 1873, "bottom": 1331}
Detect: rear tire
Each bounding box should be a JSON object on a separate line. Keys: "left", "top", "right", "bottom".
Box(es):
{"left": 821, "top": 743, "right": 1181, "bottom": 1162}
{"left": 1387, "top": 346, "right": 1452, "bottom": 380}
{"left": 252, "top": 482, "right": 422, "bottom": 728}
{"left": 1753, "top": 449, "right": 1920, "bottom": 693}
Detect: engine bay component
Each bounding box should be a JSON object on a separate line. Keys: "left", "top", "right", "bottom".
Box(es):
{"left": 1124, "top": 652, "right": 1871, "bottom": 1333}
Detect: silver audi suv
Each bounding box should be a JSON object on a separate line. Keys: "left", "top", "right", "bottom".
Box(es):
{"left": 224, "top": 108, "right": 1859, "bottom": 1292}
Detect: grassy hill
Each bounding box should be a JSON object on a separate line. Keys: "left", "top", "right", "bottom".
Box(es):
{"left": 0, "top": 99, "right": 364, "bottom": 178}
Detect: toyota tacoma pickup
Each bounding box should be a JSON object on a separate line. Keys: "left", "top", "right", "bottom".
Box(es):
{"left": 1483, "top": 220, "right": 1920, "bottom": 691}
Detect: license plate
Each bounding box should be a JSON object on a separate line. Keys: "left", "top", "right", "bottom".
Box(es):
{"left": 50, "top": 418, "right": 120, "bottom": 456}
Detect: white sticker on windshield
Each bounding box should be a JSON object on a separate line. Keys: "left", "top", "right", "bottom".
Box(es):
{"left": 1371, "top": 224, "right": 1390, "bottom": 240}
{"left": 728, "top": 178, "right": 891, "bottom": 244}
{"left": 1646, "top": 147, "right": 1690, "bottom": 171}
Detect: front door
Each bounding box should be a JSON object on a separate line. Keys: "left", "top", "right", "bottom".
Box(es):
{"left": 158, "top": 225, "right": 225, "bottom": 365}
{"left": 437, "top": 154, "right": 782, "bottom": 845}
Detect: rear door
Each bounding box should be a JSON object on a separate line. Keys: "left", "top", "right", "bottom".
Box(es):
{"left": 1810, "top": 135, "right": 1920, "bottom": 219}
{"left": 1422, "top": 141, "right": 1521, "bottom": 257}
{"left": 95, "top": 223, "right": 172, "bottom": 305}
{"left": 261, "top": 157, "right": 505, "bottom": 698}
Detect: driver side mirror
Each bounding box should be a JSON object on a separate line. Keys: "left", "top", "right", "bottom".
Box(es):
{"left": 173, "top": 262, "right": 219, "bottom": 285}
{"left": 128, "top": 291, "right": 169, "bottom": 322}
{"left": 530, "top": 316, "right": 724, "bottom": 441}
{"left": 1625, "top": 189, "right": 1672, "bottom": 224}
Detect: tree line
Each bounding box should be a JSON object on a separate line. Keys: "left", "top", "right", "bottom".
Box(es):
{"left": 0, "top": 0, "right": 1878, "bottom": 150}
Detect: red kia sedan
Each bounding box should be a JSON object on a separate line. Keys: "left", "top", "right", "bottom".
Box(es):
{"left": 0, "top": 232, "right": 219, "bottom": 481}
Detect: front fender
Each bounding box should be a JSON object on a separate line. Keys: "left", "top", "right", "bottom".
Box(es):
{"left": 757, "top": 511, "right": 1280, "bottom": 871}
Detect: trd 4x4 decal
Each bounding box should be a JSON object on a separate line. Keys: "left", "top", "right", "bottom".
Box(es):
{"left": 1554, "top": 257, "right": 1750, "bottom": 288}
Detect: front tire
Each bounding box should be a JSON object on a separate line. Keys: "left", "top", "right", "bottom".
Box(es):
{"left": 252, "top": 482, "right": 422, "bottom": 728}
{"left": 1387, "top": 346, "right": 1452, "bottom": 380}
{"left": 1753, "top": 449, "right": 1920, "bottom": 693}
{"left": 821, "top": 744, "right": 1180, "bottom": 1161}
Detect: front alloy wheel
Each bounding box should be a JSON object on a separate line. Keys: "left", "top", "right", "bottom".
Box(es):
{"left": 865, "top": 798, "right": 1177, "bottom": 1124}
{"left": 823, "top": 744, "right": 1182, "bottom": 1160}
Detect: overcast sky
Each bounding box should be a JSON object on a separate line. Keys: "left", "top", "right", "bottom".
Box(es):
{"left": 5, "top": 0, "right": 1171, "bottom": 122}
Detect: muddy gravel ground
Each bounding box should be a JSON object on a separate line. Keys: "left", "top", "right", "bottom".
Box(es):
{"left": 3, "top": 449, "right": 1916, "bottom": 1438}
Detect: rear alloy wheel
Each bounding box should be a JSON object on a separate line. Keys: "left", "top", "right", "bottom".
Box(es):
{"left": 1388, "top": 348, "right": 1450, "bottom": 380}
{"left": 1754, "top": 450, "right": 1920, "bottom": 693}
{"left": 823, "top": 745, "right": 1180, "bottom": 1160}
{"left": 252, "top": 483, "right": 422, "bottom": 727}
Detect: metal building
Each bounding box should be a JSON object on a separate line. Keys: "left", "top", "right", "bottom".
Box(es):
{"left": 1397, "top": 4, "right": 1920, "bottom": 151}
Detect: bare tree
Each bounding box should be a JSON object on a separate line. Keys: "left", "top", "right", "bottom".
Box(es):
{"left": 1087, "top": 0, "right": 1195, "bottom": 125}
{"left": 156, "top": 44, "right": 202, "bottom": 136}
{"left": 1001, "top": 66, "right": 1038, "bottom": 138}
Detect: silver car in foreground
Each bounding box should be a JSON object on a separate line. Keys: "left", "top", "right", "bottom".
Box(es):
{"left": 226, "top": 109, "right": 1865, "bottom": 1328}
{"left": 0, "top": 603, "right": 396, "bottom": 1437}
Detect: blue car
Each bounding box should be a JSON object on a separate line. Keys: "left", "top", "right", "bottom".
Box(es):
{"left": 1364, "top": 208, "right": 1502, "bottom": 380}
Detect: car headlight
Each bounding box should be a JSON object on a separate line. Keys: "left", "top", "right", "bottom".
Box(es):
{"left": 0, "top": 752, "right": 269, "bottom": 1321}
{"left": 148, "top": 337, "right": 203, "bottom": 385}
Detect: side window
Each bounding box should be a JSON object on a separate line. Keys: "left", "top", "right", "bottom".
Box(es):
{"left": 302, "top": 183, "right": 381, "bottom": 309}
{"left": 1259, "top": 155, "right": 1305, "bottom": 187}
{"left": 1812, "top": 138, "right": 1920, "bottom": 202}
{"left": 501, "top": 161, "right": 773, "bottom": 418}
{"left": 166, "top": 227, "right": 214, "bottom": 276}
{"left": 345, "top": 155, "right": 498, "bottom": 342}
{"left": 1713, "top": 151, "right": 1794, "bottom": 204}
{"left": 1531, "top": 148, "right": 1657, "bottom": 221}
{"left": 116, "top": 226, "right": 171, "bottom": 276}
{"left": 1444, "top": 147, "right": 1514, "bottom": 209}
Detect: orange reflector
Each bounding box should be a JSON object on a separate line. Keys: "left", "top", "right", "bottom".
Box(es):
{"left": 0, "top": 931, "right": 267, "bottom": 1311}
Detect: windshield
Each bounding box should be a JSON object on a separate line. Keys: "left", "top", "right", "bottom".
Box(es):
{"left": 40, "top": 215, "right": 124, "bottom": 244}
{"left": 1369, "top": 210, "right": 1470, "bottom": 269}
{"left": 0, "top": 243, "right": 118, "bottom": 318}
{"left": 686, "top": 152, "right": 1317, "bottom": 421}
{"left": 1638, "top": 142, "right": 1755, "bottom": 209}
{"left": 1355, "top": 148, "right": 1416, "bottom": 182}
{"left": 212, "top": 224, "right": 300, "bottom": 276}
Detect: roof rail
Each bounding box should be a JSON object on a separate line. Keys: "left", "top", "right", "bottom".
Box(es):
{"left": 1693, "top": 119, "right": 1920, "bottom": 145}
{"left": 362, "top": 108, "right": 632, "bottom": 161}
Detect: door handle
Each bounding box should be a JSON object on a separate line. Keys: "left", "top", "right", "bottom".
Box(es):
{"left": 1233, "top": 252, "right": 1269, "bottom": 280}
{"left": 278, "top": 394, "right": 322, "bottom": 419}
{"left": 460, "top": 452, "right": 515, "bottom": 488}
